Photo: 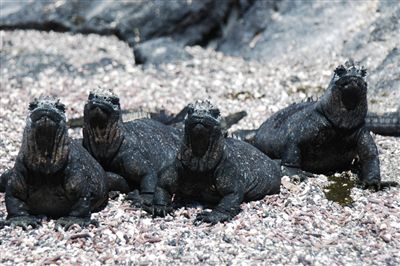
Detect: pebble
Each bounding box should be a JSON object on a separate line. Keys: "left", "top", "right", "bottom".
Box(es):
{"left": 380, "top": 233, "right": 392, "bottom": 243}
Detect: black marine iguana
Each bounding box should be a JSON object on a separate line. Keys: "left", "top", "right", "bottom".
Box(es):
{"left": 150, "top": 100, "right": 281, "bottom": 224}
{"left": 236, "top": 61, "right": 384, "bottom": 189}
{"left": 0, "top": 97, "right": 109, "bottom": 229}
{"left": 82, "top": 88, "right": 183, "bottom": 207}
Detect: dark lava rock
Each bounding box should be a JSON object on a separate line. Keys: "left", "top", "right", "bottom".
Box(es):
{"left": 218, "top": 0, "right": 399, "bottom": 93}
{"left": 342, "top": 2, "right": 400, "bottom": 92}
{"left": 0, "top": 0, "right": 235, "bottom": 47}
{"left": 1, "top": 0, "right": 399, "bottom": 91}
{"left": 216, "top": 0, "right": 281, "bottom": 57}
{"left": 134, "top": 37, "right": 192, "bottom": 65}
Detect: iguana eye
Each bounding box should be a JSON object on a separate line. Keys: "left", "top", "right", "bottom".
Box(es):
{"left": 110, "top": 97, "right": 120, "bottom": 105}
{"left": 187, "top": 106, "right": 195, "bottom": 115}
{"left": 55, "top": 102, "right": 66, "bottom": 112}
{"left": 360, "top": 67, "right": 367, "bottom": 77}
{"left": 334, "top": 65, "right": 347, "bottom": 77}
{"left": 28, "top": 102, "right": 38, "bottom": 111}
{"left": 210, "top": 108, "right": 220, "bottom": 118}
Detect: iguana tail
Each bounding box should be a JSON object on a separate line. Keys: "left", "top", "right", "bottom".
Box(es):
{"left": 366, "top": 111, "right": 400, "bottom": 137}
{"left": 230, "top": 129, "right": 258, "bottom": 144}
{"left": 221, "top": 111, "right": 247, "bottom": 130}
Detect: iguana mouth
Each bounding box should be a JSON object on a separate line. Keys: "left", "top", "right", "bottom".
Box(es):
{"left": 87, "top": 100, "right": 120, "bottom": 128}
{"left": 30, "top": 112, "right": 61, "bottom": 156}
{"left": 89, "top": 105, "right": 110, "bottom": 127}
{"left": 85, "top": 100, "right": 121, "bottom": 143}
{"left": 336, "top": 76, "right": 366, "bottom": 111}
{"left": 88, "top": 100, "right": 115, "bottom": 114}
{"left": 187, "top": 121, "right": 213, "bottom": 157}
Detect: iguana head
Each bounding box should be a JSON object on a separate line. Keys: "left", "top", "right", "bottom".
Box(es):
{"left": 318, "top": 60, "right": 368, "bottom": 129}
{"left": 23, "top": 96, "right": 69, "bottom": 174}
{"left": 83, "top": 88, "right": 123, "bottom": 161}
{"left": 180, "top": 100, "right": 224, "bottom": 172}
{"left": 84, "top": 88, "right": 121, "bottom": 130}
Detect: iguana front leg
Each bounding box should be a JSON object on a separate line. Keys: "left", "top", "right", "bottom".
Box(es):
{"left": 5, "top": 171, "right": 42, "bottom": 230}
{"left": 151, "top": 164, "right": 179, "bottom": 217}
{"left": 56, "top": 181, "right": 96, "bottom": 230}
{"left": 356, "top": 130, "right": 381, "bottom": 189}
{"left": 140, "top": 170, "right": 158, "bottom": 208}
{"left": 195, "top": 169, "right": 244, "bottom": 225}
{"left": 194, "top": 192, "right": 243, "bottom": 225}
{"left": 0, "top": 169, "right": 12, "bottom": 192}
{"left": 107, "top": 171, "right": 130, "bottom": 193}
{"left": 6, "top": 193, "right": 42, "bottom": 230}
{"left": 56, "top": 195, "right": 97, "bottom": 230}
{"left": 281, "top": 140, "right": 313, "bottom": 181}
{"left": 120, "top": 154, "right": 157, "bottom": 208}
{"left": 126, "top": 168, "right": 158, "bottom": 209}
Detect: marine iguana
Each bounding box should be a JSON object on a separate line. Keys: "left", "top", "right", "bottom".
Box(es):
{"left": 82, "top": 88, "right": 182, "bottom": 207}
{"left": 1, "top": 97, "right": 109, "bottom": 229}
{"left": 151, "top": 100, "right": 281, "bottom": 224}
{"left": 236, "top": 61, "right": 383, "bottom": 188}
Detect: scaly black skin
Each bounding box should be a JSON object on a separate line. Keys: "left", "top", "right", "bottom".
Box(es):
{"left": 251, "top": 62, "right": 381, "bottom": 188}
{"left": 1, "top": 97, "right": 108, "bottom": 230}
{"left": 82, "top": 89, "right": 182, "bottom": 207}
{"left": 151, "top": 100, "right": 281, "bottom": 225}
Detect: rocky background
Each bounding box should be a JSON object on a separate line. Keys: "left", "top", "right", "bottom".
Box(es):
{"left": 0, "top": 0, "right": 399, "bottom": 264}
